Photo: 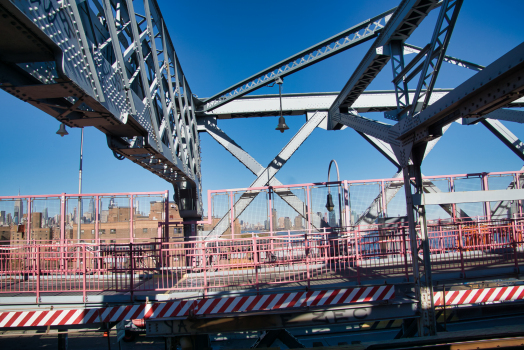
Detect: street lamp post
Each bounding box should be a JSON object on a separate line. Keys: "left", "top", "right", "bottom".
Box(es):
{"left": 326, "top": 160, "right": 343, "bottom": 229}
{"left": 78, "top": 128, "right": 83, "bottom": 244}
{"left": 57, "top": 123, "right": 83, "bottom": 244}
{"left": 275, "top": 77, "right": 289, "bottom": 133}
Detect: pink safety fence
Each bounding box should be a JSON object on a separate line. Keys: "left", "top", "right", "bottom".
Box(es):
{"left": 0, "top": 217, "right": 522, "bottom": 301}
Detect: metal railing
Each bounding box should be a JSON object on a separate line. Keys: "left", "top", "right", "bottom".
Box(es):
{"left": 0, "top": 217, "right": 522, "bottom": 301}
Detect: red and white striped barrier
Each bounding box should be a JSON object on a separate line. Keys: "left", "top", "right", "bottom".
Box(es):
{"left": 434, "top": 285, "right": 524, "bottom": 306}
{"left": 0, "top": 286, "right": 394, "bottom": 328}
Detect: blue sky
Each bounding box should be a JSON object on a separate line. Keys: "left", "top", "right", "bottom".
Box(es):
{"left": 0, "top": 0, "right": 523, "bottom": 214}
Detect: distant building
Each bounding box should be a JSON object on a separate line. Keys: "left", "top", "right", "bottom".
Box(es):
{"left": 1, "top": 201, "right": 183, "bottom": 245}
{"left": 278, "top": 217, "right": 285, "bottom": 229}
{"left": 329, "top": 211, "right": 337, "bottom": 227}
{"left": 294, "top": 215, "right": 303, "bottom": 230}
{"left": 284, "top": 217, "right": 291, "bottom": 230}
{"left": 14, "top": 197, "right": 23, "bottom": 225}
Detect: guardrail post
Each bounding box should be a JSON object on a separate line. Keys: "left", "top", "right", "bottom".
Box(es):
{"left": 36, "top": 245, "right": 40, "bottom": 303}
{"left": 129, "top": 243, "right": 134, "bottom": 301}
{"left": 305, "top": 233, "right": 310, "bottom": 290}
{"left": 450, "top": 177, "right": 456, "bottom": 222}
{"left": 27, "top": 198, "right": 31, "bottom": 245}
{"left": 458, "top": 224, "right": 465, "bottom": 278}
{"left": 60, "top": 194, "right": 66, "bottom": 270}
{"left": 482, "top": 173, "right": 491, "bottom": 222}
{"left": 95, "top": 195, "right": 99, "bottom": 244}
{"left": 253, "top": 237, "right": 259, "bottom": 294}
{"left": 402, "top": 227, "right": 409, "bottom": 281}
{"left": 355, "top": 227, "right": 361, "bottom": 285}
{"left": 306, "top": 185, "right": 312, "bottom": 232}
{"left": 82, "top": 245, "right": 87, "bottom": 303}
{"left": 202, "top": 243, "right": 207, "bottom": 297}
{"left": 129, "top": 195, "right": 134, "bottom": 243}
{"left": 230, "top": 191, "right": 235, "bottom": 239}
{"left": 511, "top": 217, "right": 520, "bottom": 273}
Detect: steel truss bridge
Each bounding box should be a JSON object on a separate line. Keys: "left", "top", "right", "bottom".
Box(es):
{"left": 1, "top": 0, "right": 524, "bottom": 345}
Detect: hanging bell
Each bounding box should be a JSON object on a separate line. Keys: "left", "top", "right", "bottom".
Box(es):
{"left": 325, "top": 193, "right": 335, "bottom": 212}
{"left": 275, "top": 116, "right": 289, "bottom": 133}
{"left": 56, "top": 123, "right": 69, "bottom": 137}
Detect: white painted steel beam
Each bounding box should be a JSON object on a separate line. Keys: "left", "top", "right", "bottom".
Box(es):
{"left": 200, "top": 90, "right": 451, "bottom": 120}
{"left": 481, "top": 119, "right": 524, "bottom": 162}
{"left": 331, "top": 112, "right": 393, "bottom": 143}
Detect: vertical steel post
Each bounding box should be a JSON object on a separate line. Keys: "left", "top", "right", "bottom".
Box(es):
{"left": 202, "top": 243, "right": 207, "bottom": 297}
{"left": 60, "top": 194, "right": 66, "bottom": 269}
{"left": 306, "top": 186, "right": 312, "bottom": 234}
{"left": 450, "top": 177, "right": 457, "bottom": 223}
{"left": 305, "top": 232, "right": 310, "bottom": 290}
{"left": 78, "top": 128, "right": 83, "bottom": 245}
{"left": 344, "top": 181, "right": 351, "bottom": 230}
{"left": 355, "top": 227, "right": 361, "bottom": 285}
{"left": 381, "top": 180, "right": 387, "bottom": 218}
{"left": 482, "top": 173, "right": 491, "bottom": 221}
{"left": 95, "top": 196, "right": 99, "bottom": 244}
{"left": 129, "top": 242, "right": 134, "bottom": 301}
{"left": 36, "top": 245, "right": 40, "bottom": 303}
{"left": 402, "top": 227, "right": 409, "bottom": 281}
{"left": 511, "top": 218, "right": 519, "bottom": 273}
{"left": 26, "top": 198, "right": 31, "bottom": 244}
{"left": 230, "top": 191, "right": 234, "bottom": 239}
{"left": 129, "top": 195, "right": 134, "bottom": 243}
{"left": 516, "top": 174, "right": 523, "bottom": 218}
{"left": 399, "top": 154, "right": 436, "bottom": 336}
{"left": 82, "top": 245, "right": 86, "bottom": 303}
{"left": 269, "top": 189, "right": 273, "bottom": 234}
{"left": 253, "top": 237, "right": 259, "bottom": 294}
{"left": 165, "top": 190, "right": 169, "bottom": 242}
{"left": 458, "top": 224, "right": 465, "bottom": 277}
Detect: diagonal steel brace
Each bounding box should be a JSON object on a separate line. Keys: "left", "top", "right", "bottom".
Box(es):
{"left": 200, "top": 117, "right": 318, "bottom": 229}
{"left": 204, "top": 112, "right": 327, "bottom": 240}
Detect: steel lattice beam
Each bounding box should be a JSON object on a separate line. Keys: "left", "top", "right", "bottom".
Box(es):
{"left": 0, "top": 0, "right": 203, "bottom": 215}
{"left": 394, "top": 42, "right": 524, "bottom": 145}
{"left": 200, "top": 7, "right": 396, "bottom": 113}
{"left": 328, "top": 0, "right": 442, "bottom": 128}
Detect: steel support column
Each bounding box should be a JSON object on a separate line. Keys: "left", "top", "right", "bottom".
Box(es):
{"left": 394, "top": 141, "right": 436, "bottom": 337}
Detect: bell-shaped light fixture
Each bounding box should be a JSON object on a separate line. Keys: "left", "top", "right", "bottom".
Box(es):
{"left": 56, "top": 123, "right": 69, "bottom": 137}
{"left": 275, "top": 116, "right": 289, "bottom": 133}
{"left": 325, "top": 193, "right": 334, "bottom": 212}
